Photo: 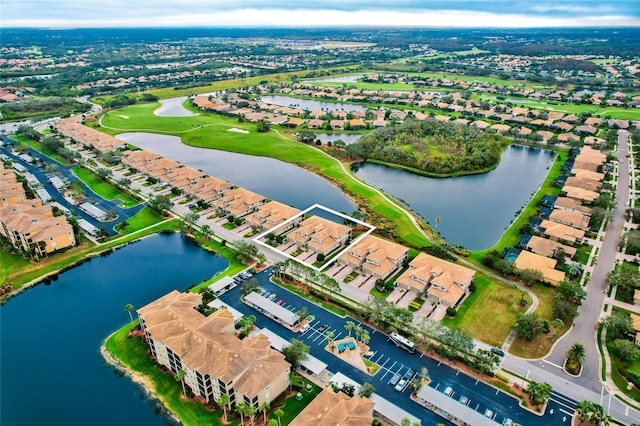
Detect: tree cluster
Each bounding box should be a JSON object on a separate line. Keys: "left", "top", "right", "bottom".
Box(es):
{"left": 346, "top": 118, "right": 506, "bottom": 175}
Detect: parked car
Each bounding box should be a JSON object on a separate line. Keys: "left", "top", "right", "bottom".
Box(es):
{"left": 277, "top": 299, "right": 284, "bottom": 305}
{"left": 490, "top": 347, "right": 505, "bottom": 357}
{"left": 318, "top": 324, "right": 329, "bottom": 333}
{"left": 389, "top": 373, "right": 401, "bottom": 386}
{"left": 394, "top": 379, "right": 407, "bottom": 392}
{"left": 404, "top": 368, "right": 416, "bottom": 380}
{"left": 443, "top": 386, "right": 453, "bottom": 396}
{"left": 484, "top": 409, "right": 494, "bottom": 419}
{"left": 300, "top": 324, "right": 310, "bottom": 334}
{"left": 459, "top": 395, "right": 469, "bottom": 405}
{"left": 267, "top": 293, "right": 277, "bottom": 301}
{"left": 502, "top": 418, "right": 513, "bottom": 426}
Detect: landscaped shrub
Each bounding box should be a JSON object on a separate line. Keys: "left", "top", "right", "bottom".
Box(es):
{"left": 446, "top": 307, "right": 457, "bottom": 317}
{"left": 495, "top": 373, "right": 510, "bottom": 382}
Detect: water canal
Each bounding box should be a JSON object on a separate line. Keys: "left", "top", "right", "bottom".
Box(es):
{"left": 0, "top": 233, "right": 228, "bottom": 426}
{"left": 353, "top": 145, "right": 556, "bottom": 250}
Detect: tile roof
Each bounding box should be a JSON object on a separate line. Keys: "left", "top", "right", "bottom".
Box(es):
{"left": 290, "top": 388, "right": 374, "bottom": 426}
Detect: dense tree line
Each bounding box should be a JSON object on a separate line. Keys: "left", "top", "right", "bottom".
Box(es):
{"left": 346, "top": 118, "right": 506, "bottom": 175}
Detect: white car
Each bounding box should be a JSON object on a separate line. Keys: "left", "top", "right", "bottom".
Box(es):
{"left": 443, "top": 386, "right": 453, "bottom": 396}
{"left": 394, "top": 379, "right": 407, "bottom": 392}
{"left": 484, "top": 409, "right": 494, "bottom": 419}
{"left": 299, "top": 324, "right": 310, "bottom": 334}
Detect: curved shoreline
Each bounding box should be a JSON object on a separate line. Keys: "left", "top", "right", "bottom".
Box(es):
{"left": 100, "top": 336, "right": 181, "bottom": 425}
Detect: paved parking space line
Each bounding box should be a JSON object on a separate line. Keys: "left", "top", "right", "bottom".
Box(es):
{"left": 550, "top": 396, "right": 575, "bottom": 411}
{"left": 560, "top": 408, "right": 573, "bottom": 416}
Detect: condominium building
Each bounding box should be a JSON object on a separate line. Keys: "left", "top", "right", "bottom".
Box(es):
{"left": 138, "top": 291, "right": 290, "bottom": 407}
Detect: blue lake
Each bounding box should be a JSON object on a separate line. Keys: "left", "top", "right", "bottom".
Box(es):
{"left": 353, "top": 145, "right": 556, "bottom": 250}
{"left": 0, "top": 233, "right": 229, "bottom": 426}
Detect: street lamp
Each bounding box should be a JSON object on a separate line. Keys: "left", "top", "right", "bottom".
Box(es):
{"left": 522, "top": 370, "right": 530, "bottom": 389}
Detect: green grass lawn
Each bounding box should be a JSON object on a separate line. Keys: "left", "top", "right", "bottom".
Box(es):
{"left": 573, "top": 243, "right": 594, "bottom": 265}
{"left": 71, "top": 166, "right": 140, "bottom": 207}
{"left": 274, "top": 377, "right": 322, "bottom": 425}
{"left": 509, "top": 283, "right": 571, "bottom": 358}
{"left": 606, "top": 340, "right": 640, "bottom": 403}
{"left": 11, "top": 134, "right": 70, "bottom": 164}
{"left": 99, "top": 102, "right": 432, "bottom": 249}
{"left": 441, "top": 274, "right": 531, "bottom": 347}
{"left": 114, "top": 207, "right": 164, "bottom": 235}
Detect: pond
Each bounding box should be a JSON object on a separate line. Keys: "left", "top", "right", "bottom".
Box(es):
{"left": 0, "top": 232, "right": 229, "bottom": 426}
{"left": 116, "top": 132, "right": 356, "bottom": 214}
{"left": 259, "top": 95, "right": 369, "bottom": 113}
{"left": 353, "top": 145, "right": 556, "bottom": 250}
{"left": 153, "top": 96, "right": 197, "bottom": 117}
{"left": 312, "top": 133, "right": 363, "bottom": 145}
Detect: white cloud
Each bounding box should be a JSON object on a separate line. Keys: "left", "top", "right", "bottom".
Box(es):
{"left": 3, "top": 8, "right": 639, "bottom": 28}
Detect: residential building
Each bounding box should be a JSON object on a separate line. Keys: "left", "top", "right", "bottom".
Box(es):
{"left": 290, "top": 388, "right": 374, "bottom": 426}
{"left": 245, "top": 201, "right": 301, "bottom": 232}
{"left": 549, "top": 209, "right": 590, "bottom": 230}
{"left": 338, "top": 235, "right": 408, "bottom": 280}
{"left": 396, "top": 253, "right": 475, "bottom": 306}
{"left": 539, "top": 220, "right": 585, "bottom": 245}
{"left": 562, "top": 186, "right": 599, "bottom": 203}
{"left": 525, "top": 235, "right": 577, "bottom": 258}
{"left": 184, "top": 176, "right": 233, "bottom": 203}
{"left": 564, "top": 176, "right": 601, "bottom": 192}
{"left": 0, "top": 199, "right": 76, "bottom": 256}
{"left": 121, "top": 149, "right": 163, "bottom": 170}
{"left": 289, "top": 216, "right": 351, "bottom": 256}
{"left": 513, "top": 251, "right": 565, "bottom": 285}
{"left": 212, "top": 187, "right": 266, "bottom": 218}
{"left": 138, "top": 290, "right": 290, "bottom": 407}
{"left": 554, "top": 197, "right": 593, "bottom": 216}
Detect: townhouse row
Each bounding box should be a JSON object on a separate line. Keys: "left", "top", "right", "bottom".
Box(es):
{"left": 0, "top": 163, "right": 76, "bottom": 257}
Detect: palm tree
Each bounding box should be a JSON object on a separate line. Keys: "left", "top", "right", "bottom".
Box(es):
{"left": 576, "top": 400, "right": 593, "bottom": 424}
{"left": 217, "top": 394, "right": 230, "bottom": 422}
{"left": 247, "top": 404, "right": 257, "bottom": 426}
{"left": 259, "top": 401, "right": 270, "bottom": 424}
{"left": 274, "top": 409, "right": 284, "bottom": 426}
{"left": 200, "top": 224, "right": 212, "bottom": 240}
{"left": 175, "top": 370, "right": 187, "bottom": 396}
{"left": 235, "top": 402, "right": 249, "bottom": 425}
{"left": 124, "top": 303, "right": 134, "bottom": 323}
{"left": 566, "top": 342, "right": 587, "bottom": 368}
{"left": 360, "top": 330, "right": 370, "bottom": 347}
{"left": 401, "top": 418, "right": 411, "bottom": 426}
{"left": 568, "top": 262, "right": 584, "bottom": 278}
{"left": 324, "top": 331, "right": 335, "bottom": 348}
{"left": 344, "top": 321, "right": 355, "bottom": 336}
{"left": 354, "top": 325, "right": 363, "bottom": 343}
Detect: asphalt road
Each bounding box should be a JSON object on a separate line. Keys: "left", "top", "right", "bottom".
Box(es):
{"left": 502, "top": 130, "right": 640, "bottom": 424}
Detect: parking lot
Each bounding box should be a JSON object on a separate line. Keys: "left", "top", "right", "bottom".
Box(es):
{"left": 219, "top": 266, "right": 573, "bottom": 426}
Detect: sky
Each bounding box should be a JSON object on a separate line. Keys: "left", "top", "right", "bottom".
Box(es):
{"left": 3, "top": 0, "right": 639, "bottom": 28}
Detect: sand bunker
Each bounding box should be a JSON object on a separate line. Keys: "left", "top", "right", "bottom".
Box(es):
{"left": 227, "top": 127, "right": 249, "bottom": 134}
{"left": 118, "top": 115, "right": 129, "bottom": 119}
